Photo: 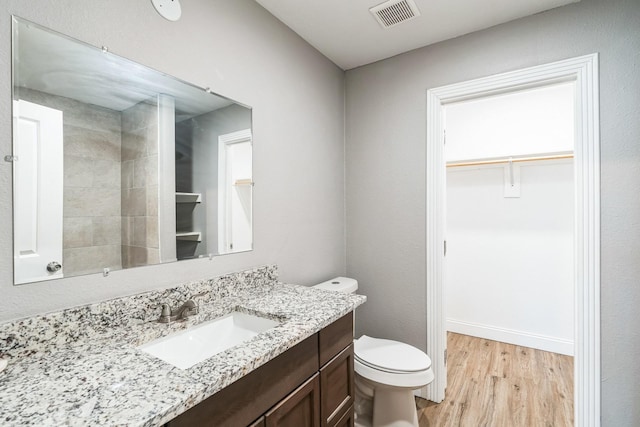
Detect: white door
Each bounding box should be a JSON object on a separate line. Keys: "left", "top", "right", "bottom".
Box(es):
{"left": 13, "top": 99, "right": 64, "bottom": 284}
{"left": 218, "top": 129, "right": 252, "bottom": 254}
{"left": 228, "top": 140, "right": 252, "bottom": 252}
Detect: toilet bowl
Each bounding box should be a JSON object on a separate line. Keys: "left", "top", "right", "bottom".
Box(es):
{"left": 313, "top": 278, "right": 434, "bottom": 427}
{"left": 354, "top": 335, "right": 433, "bottom": 427}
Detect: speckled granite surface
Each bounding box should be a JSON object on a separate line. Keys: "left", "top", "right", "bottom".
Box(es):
{"left": 0, "top": 265, "right": 366, "bottom": 426}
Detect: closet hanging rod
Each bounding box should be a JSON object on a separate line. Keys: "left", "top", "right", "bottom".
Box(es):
{"left": 447, "top": 153, "right": 574, "bottom": 168}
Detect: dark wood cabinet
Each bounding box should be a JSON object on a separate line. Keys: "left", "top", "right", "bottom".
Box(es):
{"left": 332, "top": 405, "right": 354, "bottom": 427}
{"left": 166, "top": 334, "right": 318, "bottom": 427}
{"left": 320, "top": 344, "right": 354, "bottom": 427}
{"left": 265, "top": 374, "right": 320, "bottom": 427}
{"left": 248, "top": 417, "right": 265, "bottom": 427}
{"left": 166, "top": 312, "right": 354, "bottom": 427}
{"left": 319, "top": 312, "right": 353, "bottom": 366}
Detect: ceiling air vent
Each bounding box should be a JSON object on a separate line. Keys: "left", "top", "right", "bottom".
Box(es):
{"left": 370, "top": 0, "right": 421, "bottom": 29}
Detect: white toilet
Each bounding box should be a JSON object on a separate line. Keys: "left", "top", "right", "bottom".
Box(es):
{"left": 313, "top": 278, "right": 434, "bottom": 427}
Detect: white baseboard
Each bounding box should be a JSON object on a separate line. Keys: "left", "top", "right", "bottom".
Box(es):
{"left": 446, "top": 319, "right": 574, "bottom": 356}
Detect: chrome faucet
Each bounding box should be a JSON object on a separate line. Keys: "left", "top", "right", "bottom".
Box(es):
{"left": 157, "top": 292, "right": 207, "bottom": 323}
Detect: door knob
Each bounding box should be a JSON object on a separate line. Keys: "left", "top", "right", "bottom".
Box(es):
{"left": 46, "top": 261, "right": 62, "bottom": 273}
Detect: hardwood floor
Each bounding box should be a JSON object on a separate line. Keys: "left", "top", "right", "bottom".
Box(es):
{"left": 417, "top": 333, "right": 573, "bottom": 427}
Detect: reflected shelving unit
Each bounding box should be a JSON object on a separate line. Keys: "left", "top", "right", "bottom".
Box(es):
{"left": 176, "top": 231, "right": 202, "bottom": 242}
{"left": 175, "top": 192, "right": 202, "bottom": 260}
{"left": 176, "top": 192, "right": 202, "bottom": 204}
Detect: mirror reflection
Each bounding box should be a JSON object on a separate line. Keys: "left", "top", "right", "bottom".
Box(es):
{"left": 12, "top": 17, "right": 253, "bottom": 285}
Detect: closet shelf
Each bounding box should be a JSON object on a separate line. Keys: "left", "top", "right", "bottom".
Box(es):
{"left": 176, "top": 192, "right": 202, "bottom": 203}
{"left": 234, "top": 178, "right": 254, "bottom": 186}
{"left": 176, "top": 232, "right": 202, "bottom": 242}
{"left": 447, "top": 152, "right": 573, "bottom": 168}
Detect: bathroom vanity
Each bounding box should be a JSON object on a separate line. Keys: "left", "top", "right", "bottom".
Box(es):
{"left": 166, "top": 313, "right": 354, "bottom": 427}
{"left": 0, "top": 266, "right": 365, "bottom": 426}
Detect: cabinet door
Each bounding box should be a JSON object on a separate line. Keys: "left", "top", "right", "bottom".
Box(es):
{"left": 320, "top": 344, "right": 354, "bottom": 427}
{"left": 265, "top": 374, "right": 320, "bottom": 427}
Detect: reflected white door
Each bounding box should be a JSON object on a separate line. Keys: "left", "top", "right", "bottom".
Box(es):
{"left": 218, "top": 129, "right": 252, "bottom": 254}
{"left": 13, "top": 99, "right": 64, "bottom": 284}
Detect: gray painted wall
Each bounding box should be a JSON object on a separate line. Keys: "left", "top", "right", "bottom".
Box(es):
{"left": 0, "top": 0, "right": 346, "bottom": 320}
{"left": 345, "top": 0, "right": 640, "bottom": 424}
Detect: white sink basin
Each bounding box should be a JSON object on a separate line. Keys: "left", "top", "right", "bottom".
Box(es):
{"left": 139, "top": 311, "right": 280, "bottom": 369}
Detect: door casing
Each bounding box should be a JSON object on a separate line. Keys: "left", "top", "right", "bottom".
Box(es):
{"left": 425, "top": 54, "right": 600, "bottom": 427}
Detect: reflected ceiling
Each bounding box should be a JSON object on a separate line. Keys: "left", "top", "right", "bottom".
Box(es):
{"left": 14, "top": 18, "right": 232, "bottom": 116}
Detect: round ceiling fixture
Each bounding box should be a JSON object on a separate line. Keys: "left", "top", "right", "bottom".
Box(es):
{"left": 151, "top": 0, "right": 182, "bottom": 22}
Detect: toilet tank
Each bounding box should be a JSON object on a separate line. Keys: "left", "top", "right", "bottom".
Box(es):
{"left": 313, "top": 277, "right": 358, "bottom": 294}
{"left": 314, "top": 277, "right": 359, "bottom": 337}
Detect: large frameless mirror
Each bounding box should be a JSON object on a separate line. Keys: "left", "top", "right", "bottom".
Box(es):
{"left": 11, "top": 17, "right": 253, "bottom": 285}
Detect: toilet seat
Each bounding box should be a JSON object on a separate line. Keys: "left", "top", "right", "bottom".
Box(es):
{"left": 354, "top": 336, "right": 434, "bottom": 388}
{"left": 354, "top": 335, "right": 432, "bottom": 372}
{"left": 356, "top": 356, "right": 425, "bottom": 374}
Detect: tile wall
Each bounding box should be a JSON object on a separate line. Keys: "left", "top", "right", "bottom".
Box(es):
{"left": 120, "top": 98, "right": 161, "bottom": 268}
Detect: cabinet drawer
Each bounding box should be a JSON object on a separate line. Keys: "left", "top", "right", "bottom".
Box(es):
{"left": 166, "top": 334, "right": 319, "bottom": 427}
{"left": 265, "top": 374, "right": 320, "bottom": 427}
{"left": 319, "top": 313, "right": 353, "bottom": 366}
{"left": 320, "top": 344, "right": 354, "bottom": 427}
{"left": 332, "top": 405, "right": 354, "bottom": 427}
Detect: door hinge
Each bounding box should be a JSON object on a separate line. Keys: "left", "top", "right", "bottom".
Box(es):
{"left": 444, "top": 240, "right": 447, "bottom": 256}
{"left": 443, "top": 129, "right": 446, "bottom": 145}
{"left": 444, "top": 348, "right": 447, "bottom": 365}
{"left": 4, "top": 155, "right": 18, "bottom": 162}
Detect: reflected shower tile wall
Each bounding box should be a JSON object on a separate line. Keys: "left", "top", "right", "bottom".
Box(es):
{"left": 16, "top": 88, "right": 123, "bottom": 277}
{"left": 121, "top": 98, "right": 161, "bottom": 269}
{"left": 64, "top": 188, "right": 121, "bottom": 217}
{"left": 64, "top": 125, "right": 121, "bottom": 161}
{"left": 63, "top": 218, "right": 92, "bottom": 248}
{"left": 63, "top": 245, "right": 121, "bottom": 276}
{"left": 93, "top": 217, "right": 122, "bottom": 246}
{"left": 121, "top": 187, "right": 147, "bottom": 216}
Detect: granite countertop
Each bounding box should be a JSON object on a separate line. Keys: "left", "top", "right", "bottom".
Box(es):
{"left": 0, "top": 266, "right": 366, "bottom": 426}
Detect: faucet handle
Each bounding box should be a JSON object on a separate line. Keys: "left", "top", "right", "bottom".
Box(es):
{"left": 160, "top": 303, "right": 171, "bottom": 316}
{"left": 158, "top": 303, "right": 172, "bottom": 323}
{"left": 189, "top": 292, "right": 208, "bottom": 314}
{"left": 191, "top": 291, "right": 207, "bottom": 303}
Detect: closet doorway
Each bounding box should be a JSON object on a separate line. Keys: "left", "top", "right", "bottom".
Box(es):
{"left": 444, "top": 82, "right": 575, "bottom": 356}
{"left": 425, "top": 55, "right": 600, "bottom": 426}
{"left": 441, "top": 83, "right": 575, "bottom": 424}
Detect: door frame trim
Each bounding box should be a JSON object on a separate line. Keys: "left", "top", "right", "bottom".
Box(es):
{"left": 425, "top": 54, "right": 600, "bottom": 426}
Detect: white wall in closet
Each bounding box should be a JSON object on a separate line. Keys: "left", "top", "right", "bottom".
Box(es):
{"left": 445, "top": 83, "right": 574, "bottom": 161}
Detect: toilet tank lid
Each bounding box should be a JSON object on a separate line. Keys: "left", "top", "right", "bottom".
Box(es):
{"left": 313, "top": 277, "right": 358, "bottom": 293}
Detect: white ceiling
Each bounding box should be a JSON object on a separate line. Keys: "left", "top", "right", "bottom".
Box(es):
{"left": 255, "top": 0, "right": 579, "bottom": 70}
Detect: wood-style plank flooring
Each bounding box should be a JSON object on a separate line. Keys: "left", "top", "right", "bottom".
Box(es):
{"left": 417, "top": 333, "right": 573, "bottom": 427}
